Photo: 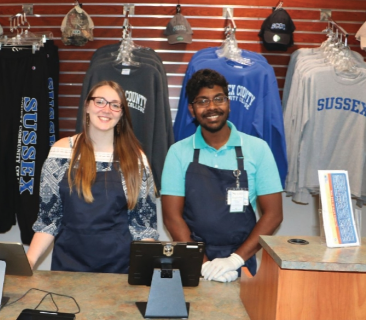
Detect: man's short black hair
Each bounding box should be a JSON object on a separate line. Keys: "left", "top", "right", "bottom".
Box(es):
{"left": 186, "top": 69, "right": 229, "bottom": 104}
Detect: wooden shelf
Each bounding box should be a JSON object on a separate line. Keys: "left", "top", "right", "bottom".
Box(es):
{"left": 240, "top": 236, "right": 366, "bottom": 320}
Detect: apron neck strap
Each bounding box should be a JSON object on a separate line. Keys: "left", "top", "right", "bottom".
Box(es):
{"left": 193, "top": 147, "right": 244, "bottom": 170}
{"left": 235, "top": 146, "right": 244, "bottom": 171}
{"left": 193, "top": 149, "right": 200, "bottom": 162}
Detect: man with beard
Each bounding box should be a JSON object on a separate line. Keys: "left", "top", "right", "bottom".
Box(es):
{"left": 161, "top": 69, "right": 283, "bottom": 282}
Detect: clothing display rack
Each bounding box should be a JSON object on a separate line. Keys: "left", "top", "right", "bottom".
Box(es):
{"left": 0, "top": 9, "right": 53, "bottom": 53}
{"left": 282, "top": 17, "right": 366, "bottom": 205}
{"left": 115, "top": 8, "right": 140, "bottom": 66}
{"left": 0, "top": 11, "right": 41, "bottom": 53}
{"left": 218, "top": 9, "right": 252, "bottom": 66}
{"left": 0, "top": 8, "right": 60, "bottom": 243}
{"left": 324, "top": 14, "right": 349, "bottom": 42}
{"left": 225, "top": 7, "right": 237, "bottom": 32}
{"left": 320, "top": 15, "right": 358, "bottom": 73}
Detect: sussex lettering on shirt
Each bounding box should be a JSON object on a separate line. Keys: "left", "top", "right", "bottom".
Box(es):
{"left": 16, "top": 97, "right": 38, "bottom": 195}
{"left": 317, "top": 97, "right": 366, "bottom": 116}
{"left": 48, "top": 77, "right": 56, "bottom": 146}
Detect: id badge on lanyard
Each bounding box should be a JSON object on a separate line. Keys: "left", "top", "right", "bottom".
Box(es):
{"left": 226, "top": 169, "right": 249, "bottom": 213}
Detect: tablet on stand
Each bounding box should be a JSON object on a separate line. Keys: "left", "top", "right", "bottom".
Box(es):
{"left": 128, "top": 241, "right": 205, "bottom": 318}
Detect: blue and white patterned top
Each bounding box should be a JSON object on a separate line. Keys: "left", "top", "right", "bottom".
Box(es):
{"left": 32, "top": 146, "right": 159, "bottom": 240}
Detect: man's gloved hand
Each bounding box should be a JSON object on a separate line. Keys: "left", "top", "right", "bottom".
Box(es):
{"left": 201, "top": 253, "right": 244, "bottom": 280}
{"left": 211, "top": 270, "right": 238, "bottom": 283}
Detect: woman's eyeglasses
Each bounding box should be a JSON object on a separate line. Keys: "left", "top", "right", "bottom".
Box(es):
{"left": 89, "top": 97, "right": 122, "bottom": 112}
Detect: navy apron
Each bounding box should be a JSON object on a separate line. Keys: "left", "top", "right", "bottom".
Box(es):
{"left": 52, "top": 164, "right": 132, "bottom": 273}
{"left": 184, "top": 146, "right": 257, "bottom": 276}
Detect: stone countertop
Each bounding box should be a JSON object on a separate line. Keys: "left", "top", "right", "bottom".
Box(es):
{"left": 1, "top": 270, "right": 249, "bottom": 320}
{"left": 260, "top": 235, "right": 366, "bottom": 272}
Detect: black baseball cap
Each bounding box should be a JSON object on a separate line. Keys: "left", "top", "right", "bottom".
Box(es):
{"left": 259, "top": 8, "right": 295, "bottom": 51}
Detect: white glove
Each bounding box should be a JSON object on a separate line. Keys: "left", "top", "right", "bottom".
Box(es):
{"left": 201, "top": 261, "right": 211, "bottom": 277}
{"left": 201, "top": 253, "right": 244, "bottom": 280}
{"left": 211, "top": 270, "right": 238, "bottom": 283}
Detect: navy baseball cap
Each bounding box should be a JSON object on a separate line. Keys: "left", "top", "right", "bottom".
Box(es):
{"left": 259, "top": 8, "right": 295, "bottom": 51}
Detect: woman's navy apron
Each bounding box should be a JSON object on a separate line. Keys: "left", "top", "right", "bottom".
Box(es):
{"left": 184, "top": 146, "right": 257, "bottom": 276}
{"left": 52, "top": 165, "right": 132, "bottom": 273}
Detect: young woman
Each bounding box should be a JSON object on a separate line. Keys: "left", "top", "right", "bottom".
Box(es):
{"left": 27, "top": 80, "right": 158, "bottom": 273}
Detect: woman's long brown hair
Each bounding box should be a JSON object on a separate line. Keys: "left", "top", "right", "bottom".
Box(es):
{"left": 67, "top": 80, "right": 144, "bottom": 209}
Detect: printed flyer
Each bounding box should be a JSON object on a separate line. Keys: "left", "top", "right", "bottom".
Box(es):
{"left": 318, "top": 170, "right": 360, "bottom": 247}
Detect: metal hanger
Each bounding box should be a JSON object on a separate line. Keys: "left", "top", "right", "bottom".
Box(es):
{"left": 0, "top": 12, "right": 43, "bottom": 53}
{"left": 216, "top": 9, "right": 253, "bottom": 66}
{"left": 0, "top": 10, "right": 53, "bottom": 52}
{"left": 114, "top": 7, "right": 140, "bottom": 67}
{"left": 320, "top": 15, "right": 359, "bottom": 76}
{"left": 274, "top": 1, "right": 283, "bottom": 11}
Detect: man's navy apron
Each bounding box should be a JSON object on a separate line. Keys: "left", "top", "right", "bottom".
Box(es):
{"left": 52, "top": 165, "right": 132, "bottom": 273}
{"left": 184, "top": 146, "right": 257, "bottom": 276}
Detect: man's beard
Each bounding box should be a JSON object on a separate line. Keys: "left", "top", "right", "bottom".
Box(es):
{"left": 199, "top": 110, "right": 229, "bottom": 133}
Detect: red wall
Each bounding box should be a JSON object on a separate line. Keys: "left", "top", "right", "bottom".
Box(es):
{"left": 1, "top": 0, "right": 365, "bottom": 138}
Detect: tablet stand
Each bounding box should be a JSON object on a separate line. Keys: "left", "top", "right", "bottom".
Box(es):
{"left": 0, "top": 260, "right": 9, "bottom": 307}
{"left": 137, "top": 265, "right": 189, "bottom": 318}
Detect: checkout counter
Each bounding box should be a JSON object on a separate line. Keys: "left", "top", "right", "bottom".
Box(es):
{"left": 2, "top": 236, "right": 365, "bottom": 319}
{"left": 241, "top": 236, "right": 366, "bottom": 320}
{"left": 1, "top": 270, "right": 249, "bottom": 319}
